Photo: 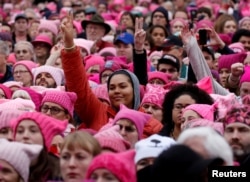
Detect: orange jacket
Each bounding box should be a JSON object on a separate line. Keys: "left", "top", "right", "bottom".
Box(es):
{"left": 61, "top": 47, "right": 162, "bottom": 137}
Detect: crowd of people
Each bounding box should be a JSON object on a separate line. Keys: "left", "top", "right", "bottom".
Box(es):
{"left": 0, "top": 0, "right": 250, "bottom": 181}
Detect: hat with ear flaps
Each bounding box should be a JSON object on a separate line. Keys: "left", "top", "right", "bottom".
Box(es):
{"left": 11, "top": 112, "right": 67, "bottom": 151}
{"left": 113, "top": 104, "right": 151, "bottom": 139}
{"left": 107, "top": 69, "right": 141, "bottom": 110}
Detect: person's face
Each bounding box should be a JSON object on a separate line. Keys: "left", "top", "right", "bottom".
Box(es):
{"left": 121, "top": 15, "right": 134, "bottom": 28}
{"left": 223, "top": 20, "right": 237, "bottom": 34}
{"left": 182, "top": 109, "right": 201, "bottom": 124}
{"left": 87, "top": 65, "right": 101, "bottom": 74}
{"left": 34, "top": 43, "right": 50, "bottom": 58}
{"left": 116, "top": 119, "right": 138, "bottom": 148}
{"left": 97, "top": 4, "right": 107, "bottom": 14}
{"left": 239, "top": 36, "right": 250, "bottom": 51}
{"left": 148, "top": 78, "right": 165, "bottom": 85}
{"left": 142, "top": 103, "right": 163, "bottom": 122}
{"left": 171, "top": 20, "right": 184, "bottom": 34}
{"left": 14, "top": 19, "right": 28, "bottom": 32}
{"left": 224, "top": 123, "right": 250, "bottom": 160}
{"left": 86, "top": 23, "right": 106, "bottom": 41}
{"left": 90, "top": 169, "right": 120, "bottom": 182}
{"left": 15, "top": 120, "right": 44, "bottom": 146}
{"left": 240, "top": 20, "right": 250, "bottom": 31}
{"left": 41, "top": 102, "right": 70, "bottom": 121}
{"left": 0, "top": 127, "right": 13, "bottom": 141}
{"left": 219, "top": 68, "right": 230, "bottom": 88}
{"left": 0, "top": 159, "right": 21, "bottom": 182}
{"left": 202, "top": 51, "right": 214, "bottom": 69}
{"left": 174, "top": 11, "right": 188, "bottom": 20}
{"left": 60, "top": 147, "right": 94, "bottom": 181}
{"left": 29, "top": 22, "right": 40, "bottom": 39}
{"left": 151, "top": 27, "right": 166, "bottom": 47}
{"left": 172, "top": 94, "right": 196, "bottom": 126}
{"left": 35, "top": 72, "right": 57, "bottom": 88}
{"left": 13, "top": 65, "right": 32, "bottom": 87}
{"left": 101, "top": 70, "right": 113, "bottom": 84}
{"left": 152, "top": 12, "right": 167, "bottom": 27}
{"left": 108, "top": 74, "right": 134, "bottom": 109}
{"left": 74, "top": 12, "right": 85, "bottom": 22}
{"left": 14, "top": 45, "right": 33, "bottom": 61}
{"left": 115, "top": 42, "right": 133, "bottom": 63}
{"left": 136, "top": 157, "right": 155, "bottom": 171}
{"left": 38, "top": 28, "right": 54, "bottom": 41}
{"left": 158, "top": 63, "right": 179, "bottom": 81}
{"left": 150, "top": 55, "right": 160, "bottom": 69}
{"left": 240, "top": 82, "right": 250, "bottom": 98}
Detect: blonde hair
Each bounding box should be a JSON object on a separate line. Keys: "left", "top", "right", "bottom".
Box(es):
{"left": 61, "top": 131, "right": 101, "bottom": 156}
{"left": 12, "top": 90, "right": 31, "bottom": 100}
{"left": 14, "top": 41, "right": 36, "bottom": 61}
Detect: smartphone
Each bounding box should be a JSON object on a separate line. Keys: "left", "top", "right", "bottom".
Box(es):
{"left": 198, "top": 29, "right": 208, "bottom": 45}
{"left": 190, "top": 9, "right": 197, "bottom": 22}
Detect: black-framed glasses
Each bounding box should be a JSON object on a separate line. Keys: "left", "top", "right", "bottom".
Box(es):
{"left": 116, "top": 124, "right": 136, "bottom": 133}
{"left": 41, "top": 105, "right": 66, "bottom": 115}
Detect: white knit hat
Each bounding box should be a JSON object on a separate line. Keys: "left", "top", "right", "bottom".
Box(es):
{"left": 0, "top": 139, "right": 42, "bottom": 182}
{"left": 32, "top": 65, "right": 65, "bottom": 86}
{"left": 134, "top": 134, "right": 176, "bottom": 164}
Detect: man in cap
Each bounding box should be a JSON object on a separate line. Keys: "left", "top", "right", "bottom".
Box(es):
{"left": 12, "top": 14, "right": 31, "bottom": 44}
{"left": 223, "top": 104, "right": 250, "bottom": 167}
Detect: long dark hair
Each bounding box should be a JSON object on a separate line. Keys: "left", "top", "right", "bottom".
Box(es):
{"left": 159, "top": 84, "right": 214, "bottom": 136}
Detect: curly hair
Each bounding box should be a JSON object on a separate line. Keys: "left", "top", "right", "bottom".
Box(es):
{"left": 160, "top": 83, "right": 214, "bottom": 136}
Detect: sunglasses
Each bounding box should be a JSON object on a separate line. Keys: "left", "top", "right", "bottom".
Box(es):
{"left": 116, "top": 124, "right": 135, "bottom": 133}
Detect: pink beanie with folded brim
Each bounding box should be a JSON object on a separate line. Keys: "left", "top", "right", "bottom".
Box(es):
{"left": 218, "top": 53, "right": 247, "bottom": 72}
{"left": 240, "top": 66, "right": 250, "bottom": 86}
{"left": 113, "top": 105, "right": 151, "bottom": 139}
{"left": 84, "top": 55, "right": 105, "bottom": 72}
{"left": 148, "top": 71, "right": 171, "bottom": 84}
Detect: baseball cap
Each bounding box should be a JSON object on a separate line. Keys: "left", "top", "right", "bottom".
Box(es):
{"left": 15, "top": 14, "right": 28, "bottom": 22}
{"left": 157, "top": 54, "right": 180, "bottom": 71}
{"left": 158, "top": 35, "right": 183, "bottom": 50}
{"left": 114, "top": 32, "right": 134, "bottom": 45}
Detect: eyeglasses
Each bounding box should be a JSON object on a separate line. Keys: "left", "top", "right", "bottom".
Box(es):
{"left": 13, "top": 70, "right": 29, "bottom": 75}
{"left": 116, "top": 124, "right": 136, "bottom": 133}
{"left": 173, "top": 104, "right": 190, "bottom": 111}
{"left": 41, "top": 105, "right": 66, "bottom": 115}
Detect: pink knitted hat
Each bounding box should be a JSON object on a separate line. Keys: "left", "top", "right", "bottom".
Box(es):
{"left": 41, "top": 90, "right": 77, "bottom": 117}
{"left": 141, "top": 84, "right": 167, "bottom": 109}
{"left": 98, "top": 47, "right": 117, "bottom": 57}
{"left": 92, "top": 84, "right": 110, "bottom": 105}
{"left": 195, "top": 19, "right": 213, "bottom": 32}
{"left": 84, "top": 55, "right": 105, "bottom": 72}
{"left": 229, "top": 43, "right": 245, "bottom": 53}
{"left": 182, "top": 103, "right": 218, "bottom": 121}
{"left": 0, "top": 108, "right": 26, "bottom": 130}
{"left": 86, "top": 150, "right": 136, "bottom": 182}
{"left": 73, "top": 38, "right": 94, "bottom": 56}
{"left": 38, "top": 19, "right": 58, "bottom": 35}
{"left": 13, "top": 60, "right": 38, "bottom": 79}
{"left": 148, "top": 51, "right": 162, "bottom": 61}
{"left": 0, "top": 84, "right": 12, "bottom": 99}
{"left": 148, "top": 71, "right": 171, "bottom": 84}
{"left": 12, "top": 112, "right": 67, "bottom": 151}
{"left": 3, "top": 81, "right": 23, "bottom": 89}
{"left": 94, "top": 125, "right": 130, "bottom": 152}
{"left": 0, "top": 139, "right": 43, "bottom": 182}
{"left": 7, "top": 53, "right": 17, "bottom": 65}
{"left": 113, "top": 105, "right": 151, "bottom": 139}
{"left": 182, "top": 118, "right": 224, "bottom": 135}
{"left": 19, "top": 87, "right": 42, "bottom": 111}
{"left": 196, "top": 76, "right": 213, "bottom": 94}
{"left": 218, "top": 53, "right": 247, "bottom": 72}
{"left": 32, "top": 65, "right": 65, "bottom": 86}
{"left": 0, "top": 98, "right": 36, "bottom": 111}
{"left": 170, "top": 18, "right": 188, "bottom": 27}
{"left": 73, "top": 20, "right": 83, "bottom": 34}
{"left": 240, "top": 66, "right": 250, "bottom": 86}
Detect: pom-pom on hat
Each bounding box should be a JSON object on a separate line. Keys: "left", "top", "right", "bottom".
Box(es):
{"left": 32, "top": 65, "right": 65, "bottom": 86}
{"left": 12, "top": 112, "right": 67, "bottom": 150}
{"left": 0, "top": 139, "right": 43, "bottom": 182}
{"left": 86, "top": 150, "right": 136, "bottom": 182}
{"left": 134, "top": 134, "right": 176, "bottom": 164}
{"left": 113, "top": 105, "right": 151, "bottom": 139}
{"left": 41, "top": 90, "right": 77, "bottom": 117}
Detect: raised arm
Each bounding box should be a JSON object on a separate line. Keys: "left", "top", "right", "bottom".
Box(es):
{"left": 60, "top": 12, "right": 105, "bottom": 127}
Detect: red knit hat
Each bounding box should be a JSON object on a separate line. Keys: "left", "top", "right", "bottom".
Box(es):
{"left": 86, "top": 150, "right": 136, "bottom": 182}
{"left": 12, "top": 112, "right": 67, "bottom": 150}
{"left": 41, "top": 90, "right": 77, "bottom": 117}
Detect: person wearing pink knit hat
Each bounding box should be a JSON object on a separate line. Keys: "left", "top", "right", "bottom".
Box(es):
{"left": 148, "top": 71, "right": 171, "bottom": 85}
{"left": 84, "top": 55, "right": 105, "bottom": 74}
{"left": 0, "top": 139, "right": 43, "bottom": 182}
{"left": 3, "top": 81, "right": 23, "bottom": 92}
{"left": 229, "top": 42, "right": 245, "bottom": 53}
{"left": 73, "top": 38, "right": 94, "bottom": 58}
{"left": 0, "top": 83, "right": 12, "bottom": 99}
{"left": 38, "top": 19, "right": 58, "bottom": 44}
{"left": 99, "top": 60, "right": 122, "bottom": 84}
{"left": 40, "top": 90, "right": 77, "bottom": 135}
{"left": 32, "top": 65, "right": 65, "bottom": 88}
{"left": 13, "top": 60, "right": 38, "bottom": 87}
{"left": 113, "top": 104, "right": 151, "bottom": 148}
{"left": 85, "top": 150, "right": 136, "bottom": 182}
{"left": 148, "top": 51, "right": 162, "bottom": 69}
{"left": 239, "top": 66, "right": 250, "bottom": 98}
{"left": 141, "top": 84, "right": 168, "bottom": 122}
{"left": 92, "top": 83, "right": 110, "bottom": 105}
{"left": 170, "top": 18, "right": 187, "bottom": 35}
